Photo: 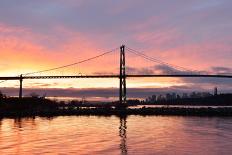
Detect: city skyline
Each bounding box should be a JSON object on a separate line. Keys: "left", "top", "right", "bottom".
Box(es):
{"left": 1, "top": 2, "right": 232, "bottom": 154}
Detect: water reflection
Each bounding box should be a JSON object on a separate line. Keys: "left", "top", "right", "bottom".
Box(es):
{"left": 119, "top": 116, "right": 127, "bottom": 155}
{"left": 14, "top": 117, "right": 36, "bottom": 129}
{"left": 14, "top": 118, "right": 23, "bottom": 128}
{"left": 1, "top": 116, "right": 232, "bottom": 154}
{"left": 0, "top": 118, "right": 2, "bottom": 130}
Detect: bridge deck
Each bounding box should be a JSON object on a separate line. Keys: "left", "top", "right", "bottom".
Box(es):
{"left": 1, "top": 74, "right": 232, "bottom": 80}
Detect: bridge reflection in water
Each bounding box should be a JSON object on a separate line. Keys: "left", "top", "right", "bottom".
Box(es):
{"left": 119, "top": 116, "right": 127, "bottom": 155}
{"left": 0, "top": 116, "right": 129, "bottom": 154}
{"left": 1, "top": 116, "right": 232, "bottom": 154}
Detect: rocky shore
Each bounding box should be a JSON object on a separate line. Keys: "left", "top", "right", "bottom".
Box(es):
{"left": 1, "top": 107, "right": 232, "bottom": 118}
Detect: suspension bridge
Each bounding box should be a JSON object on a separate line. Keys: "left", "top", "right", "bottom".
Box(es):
{"left": 1, "top": 45, "right": 232, "bottom": 107}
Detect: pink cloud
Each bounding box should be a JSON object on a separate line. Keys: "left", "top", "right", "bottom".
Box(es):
{"left": 0, "top": 23, "right": 120, "bottom": 76}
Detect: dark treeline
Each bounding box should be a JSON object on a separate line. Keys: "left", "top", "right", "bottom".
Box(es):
{"left": 1, "top": 97, "right": 232, "bottom": 118}
{"left": 1, "top": 91, "right": 232, "bottom": 118}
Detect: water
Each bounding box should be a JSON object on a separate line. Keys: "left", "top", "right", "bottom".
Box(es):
{"left": 46, "top": 96, "right": 119, "bottom": 102}
{"left": 0, "top": 116, "right": 232, "bottom": 155}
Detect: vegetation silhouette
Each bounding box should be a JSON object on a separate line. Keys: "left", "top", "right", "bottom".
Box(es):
{"left": 1, "top": 91, "right": 232, "bottom": 118}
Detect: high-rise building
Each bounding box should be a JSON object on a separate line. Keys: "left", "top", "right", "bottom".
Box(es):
{"left": 214, "top": 87, "right": 218, "bottom": 96}
{"left": 151, "top": 95, "right": 156, "bottom": 102}
{"left": 182, "top": 93, "right": 188, "bottom": 98}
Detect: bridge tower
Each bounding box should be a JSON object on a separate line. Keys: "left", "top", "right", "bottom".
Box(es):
{"left": 19, "top": 74, "right": 23, "bottom": 99}
{"left": 119, "top": 45, "right": 127, "bottom": 107}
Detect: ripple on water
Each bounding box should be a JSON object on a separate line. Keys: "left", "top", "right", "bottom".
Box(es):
{"left": 0, "top": 116, "right": 232, "bottom": 155}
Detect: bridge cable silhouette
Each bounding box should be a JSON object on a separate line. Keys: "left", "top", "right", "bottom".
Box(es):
{"left": 127, "top": 47, "right": 232, "bottom": 75}
{"left": 0, "top": 47, "right": 119, "bottom": 85}
{"left": 23, "top": 47, "right": 119, "bottom": 76}
{"left": 1, "top": 45, "right": 232, "bottom": 107}
{"left": 126, "top": 46, "right": 201, "bottom": 74}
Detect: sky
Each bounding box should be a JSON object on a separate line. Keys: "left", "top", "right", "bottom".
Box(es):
{"left": 0, "top": 0, "right": 232, "bottom": 98}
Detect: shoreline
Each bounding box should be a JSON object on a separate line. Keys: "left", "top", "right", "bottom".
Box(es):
{"left": 1, "top": 107, "right": 232, "bottom": 118}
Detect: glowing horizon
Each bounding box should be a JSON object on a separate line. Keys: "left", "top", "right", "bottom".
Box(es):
{"left": 1, "top": 0, "right": 232, "bottom": 91}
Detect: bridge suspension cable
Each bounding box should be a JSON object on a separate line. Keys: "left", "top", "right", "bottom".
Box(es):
{"left": 23, "top": 47, "right": 119, "bottom": 76}
{"left": 126, "top": 46, "right": 201, "bottom": 74}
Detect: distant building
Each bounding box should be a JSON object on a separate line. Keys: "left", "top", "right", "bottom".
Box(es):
{"left": 166, "top": 93, "right": 177, "bottom": 100}
{"left": 201, "top": 92, "right": 212, "bottom": 98}
{"left": 214, "top": 87, "right": 218, "bottom": 96}
{"left": 190, "top": 92, "right": 198, "bottom": 98}
{"left": 166, "top": 93, "right": 172, "bottom": 100}
{"left": 182, "top": 93, "right": 188, "bottom": 98}
{"left": 151, "top": 95, "right": 156, "bottom": 102}
{"left": 146, "top": 95, "right": 156, "bottom": 103}
{"left": 157, "top": 94, "right": 164, "bottom": 101}
{"left": 171, "top": 93, "right": 176, "bottom": 99}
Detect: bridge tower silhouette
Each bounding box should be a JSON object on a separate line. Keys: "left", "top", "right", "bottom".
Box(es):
{"left": 119, "top": 45, "right": 127, "bottom": 107}
{"left": 19, "top": 74, "right": 23, "bottom": 99}
{"left": 1, "top": 44, "right": 232, "bottom": 107}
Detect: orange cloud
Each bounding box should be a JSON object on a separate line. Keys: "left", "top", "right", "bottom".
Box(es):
{"left": 1, "top": 22, "right": 231, "bottom": 90}
{"left": 0, "top": 23, "right": 122, "bottom": 88}
{"left": 0, "top": 23, "right": 118, "bottom": 76}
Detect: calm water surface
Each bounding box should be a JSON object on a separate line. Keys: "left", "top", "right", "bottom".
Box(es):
{"left": 0, "top": 116, "right": 232, "bottom": 155}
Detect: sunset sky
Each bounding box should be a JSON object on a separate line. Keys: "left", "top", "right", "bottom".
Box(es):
{"left": 1, "top": 0, "right": 232, "bottom": 98}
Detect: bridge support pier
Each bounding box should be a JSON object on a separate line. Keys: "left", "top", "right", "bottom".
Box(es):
{"left": 19, "top": 74, "right": 23, "bottom": 99}
{"left": 119, "top": 45, "right": 127, "bottom": 108}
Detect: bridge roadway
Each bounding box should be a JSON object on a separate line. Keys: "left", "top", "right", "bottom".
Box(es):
{"left": 1, "top": 74, "right": 232, "bottom": 80}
